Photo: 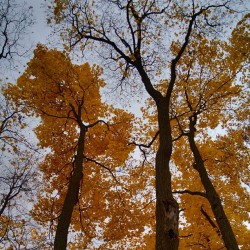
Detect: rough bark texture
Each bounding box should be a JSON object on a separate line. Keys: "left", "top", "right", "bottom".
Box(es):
{"left": 188, "top": 115, "right": 239, "bottom": 250}
{"left": 155, "top": 99, "right": 179, "bottom": 250}
{"left": 54, "top": 127, "right": 86, "bottom": 250}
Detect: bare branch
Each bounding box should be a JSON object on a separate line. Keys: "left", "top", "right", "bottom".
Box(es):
{"left": 129, "top": 130, "right": 159, "bottom": 149}
{"left": 86, "top": 119, "right": 109, "bottom": 129}
{"left": 0, "top": 0, "right": 33, "bottom": 64}
{"left": 84, "top": 156, "right": 128, "bottom": 191}
{"left": 200, "top": 206, "right": 221, "bottom": 237}
{"left": 173, "top": 189, "right": 206, "bottom": 198}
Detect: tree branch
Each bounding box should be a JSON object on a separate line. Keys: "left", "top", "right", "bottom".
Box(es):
{"left": 173, "top": 189, "right": 206, "bottom": 198}
{"left": 86, "top": 119, "right": 109, "bottom": 129}
{"left": 129, "top": 130, "right": 159, "bottom": 149}
{"left": 200, "top": 205, "right": 221, "bottom": 237}
{"left": 84, "top": 156, "right": 128, "bottom": 191}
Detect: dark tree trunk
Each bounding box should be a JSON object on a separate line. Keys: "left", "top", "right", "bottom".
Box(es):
{"left": 136, "top": 61, "right": 179, "bottom": 249}
{"left": 188, "top": 115, "right": 239, "bottom": 250}
{"left": 54, "top": 127, "right": 86, "bottom": 250}
{"left": 155, "top": 99, "right": 179, "bottom": 250}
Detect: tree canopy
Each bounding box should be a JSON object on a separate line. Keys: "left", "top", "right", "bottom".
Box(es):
{"left": 1, "top": 0, "right": 249, "bottom": 249}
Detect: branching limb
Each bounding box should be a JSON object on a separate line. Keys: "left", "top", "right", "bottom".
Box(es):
{"left": 200, "top": 206, "right": 221, "bottom": 236}
{"left": 0, "top": 0, "right": 33, "bottom": 62}
{"left": 129, "top": 130, "right": 159, "bottom": 149}
{"left": 129, "top": 130, "right": 159, "bottom": 164}
{"left": 173, "top": 189, "right": 206, "bottom": 198}
{"left": 168, "top": 2, "right": 232, "bottom": 100}
{"left": 87, "top": 119, "right": 109, "bottom": 129}
{"left": 84, "top": 156, "right": 128, "bottom": 191}
{"left": 172, "top": 113, "right": 190, "bottom": 141}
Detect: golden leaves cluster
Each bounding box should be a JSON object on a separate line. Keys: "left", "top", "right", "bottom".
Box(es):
{"left": 5, "top": 44, "right": 153, "bottom": 247}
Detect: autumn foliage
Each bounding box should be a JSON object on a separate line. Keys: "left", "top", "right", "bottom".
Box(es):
{"left": 1, "top": 1, "right": 250, "bottom": 249}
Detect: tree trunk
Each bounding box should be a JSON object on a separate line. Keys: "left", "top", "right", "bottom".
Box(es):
{"left": 54, "top": 127, "right": 86, "bottom": 250}
{"left": 136, "top": 60, "right": 179, "bottom": 249}
{"left": 188, "top": 116, "right": 239, "bottom": 250}
{"left": 155, "top": 100, "right": 179, "bottom": 250}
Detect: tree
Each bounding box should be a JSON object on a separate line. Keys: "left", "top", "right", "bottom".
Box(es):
{"left": 49, "top": 1, "right": 246, "bottom": 249}
{"left": 171, "top": 119, "right": 250, "bottom": 249}
{"left": 139, "top": 13, "right": 249, "bottom": 248}
{"left": 5, "top": 45, "right": 144, "bottom": 249}
{"left": 0, "top": 57, "right": 39, "bottom": 250}
{"left": 171, "top": 14, "right": 249, "bottom": 249}
{"left": 0, "top": 95, "right": 42, "bottom": 249}
{"left": 0, "top": 1, "right": 49, "bottom": 248}
{"left": 0, "top": 0, "right": 33, "bottom": 67}
{"left": 0, "top": 0, "right": 35, "bottom": 223}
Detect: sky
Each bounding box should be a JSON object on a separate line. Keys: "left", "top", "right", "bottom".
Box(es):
{"left": 2, "top": 0, "right": 142, "bottom": 112}
{"left": 29, "top": 0, "right": 50, "bottom": 44}
{"left": 0, "top": 0, "right": 51, "bottom": 82}
{"left": 0, "top": 0, "right": 52, "bottom": 169}
{"left": 0, "top": 1, "right": 249, "bottom": 248}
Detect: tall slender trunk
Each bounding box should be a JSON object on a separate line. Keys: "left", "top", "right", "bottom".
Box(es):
{"left": 136, "top": 60, "right": 179, "bottom": 249}
{"left": 155, "top": 99, "right": 179, "bottom": 250}
{"left": 54, "top": 127, "right": 86, "bottom": 250}
{"left": 188, "top": 116, "right": 239, "bottom": 250}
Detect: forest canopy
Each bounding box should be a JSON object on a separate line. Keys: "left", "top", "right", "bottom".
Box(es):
{"left": 0, "top": 0, "right": 249, "bottom": 249}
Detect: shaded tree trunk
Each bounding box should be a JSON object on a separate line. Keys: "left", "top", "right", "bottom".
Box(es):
{"left": 54, "top": 127, "right": 86, "bottom": 250}
{"left": 136, "top": 60, "right": 179, "bottom": 249}
{"left": 155, "top": 98, "right": 179, "bottom": 250}
{"left": 188, "top": 115, "right": 239, "bottom": 250}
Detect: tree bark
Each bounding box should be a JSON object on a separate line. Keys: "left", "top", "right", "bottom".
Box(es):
{"left": 137, "top": 60, "right": 179, "bottom": 249}
{"left": 188, "top": 115, "right": 239, "bottom": 250}
{"left": 54, "top": 127, "right": 86, "bottom": 250}
{"left": 155, "top": 99, "right": 179, "bottom": 250}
